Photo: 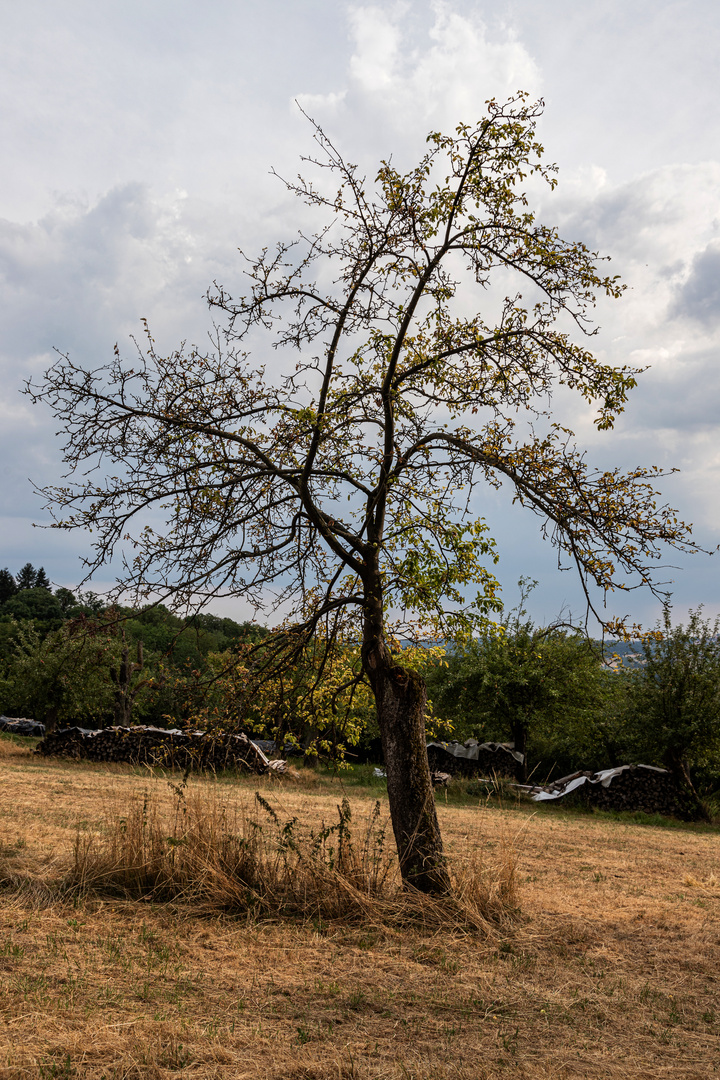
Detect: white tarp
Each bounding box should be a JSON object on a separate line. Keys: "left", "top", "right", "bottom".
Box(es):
{"left": 530, "top": 763, "right": 670, "bottom": 801}
{"left": 427, "top": 739, "right": 524, "bottom": 764}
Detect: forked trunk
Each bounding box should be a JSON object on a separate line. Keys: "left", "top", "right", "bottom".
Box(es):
{"left": 666, "top": 750, "right": 711, "bottom": 823}
{"left": 367, "top": 654, "right": 451, "bottom": 894}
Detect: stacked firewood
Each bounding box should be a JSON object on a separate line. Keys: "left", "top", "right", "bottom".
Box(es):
{"left": 426, "top": 740, "right": 519, "bottom": 778}
{"left": 36, "top": 725, "right": 276, "bottom": 773}
{"left": 0, "top": 716, "right": 46, "bottom": 737}
{"left": 535, "top": 764, "right": 698, "bottom": 820}
{"left": 582, "top": 766, "right": 693, "bottom": 819}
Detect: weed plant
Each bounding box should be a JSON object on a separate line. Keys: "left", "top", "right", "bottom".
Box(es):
{"left": 66, "top": 783, "right": 518, "bottom": 930}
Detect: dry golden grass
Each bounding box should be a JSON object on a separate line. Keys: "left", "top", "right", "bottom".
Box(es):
{"left": 0, "top": 739, "right": 719, "bottom": 1078}
{"left": 64, "top": 785, "right": 517, "bottom": 933}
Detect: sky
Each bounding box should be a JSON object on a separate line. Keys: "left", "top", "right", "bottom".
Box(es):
{"left": 1, "top": 0, "right": 719, "bottom": 629}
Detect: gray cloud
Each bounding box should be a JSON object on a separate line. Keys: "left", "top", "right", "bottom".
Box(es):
{"left": 1, "top": 0, "right": 719, "bottom": 624}
{"left": 0, "top": 183, "right": 253, "bottom": 370}
{"left": 0, "top": 186, "right": 237, "bottom": 587}
{"left": 671, "top": 241, "right": 720, "bottom": 326}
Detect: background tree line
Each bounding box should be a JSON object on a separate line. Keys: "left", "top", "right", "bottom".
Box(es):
{"left": 427, "top": 585, "right": 720, "bottom": 814}
{"left": 0, "top": 562, "right": 268, "bottom": 730}
{"left": 2, "top": 564, "right": 719, "bottom": 813}
{"left": 0, "top": 562, "right": 443, "bottom": 762}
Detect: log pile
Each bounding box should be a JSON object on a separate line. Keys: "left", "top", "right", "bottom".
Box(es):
{"left": 426, "top": 739, "right": 520, "bottom": 778}
{"left": 528, "top": 764, "right": 698, "bottom": 820}
{"left": 36, "top": 725, "right": 280, "bottom": 774}
{"left": 0, "top": 716, "right": 46, "bottom": 737}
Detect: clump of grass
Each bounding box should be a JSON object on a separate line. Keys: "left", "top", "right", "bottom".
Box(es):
{"left": 442, "top": 773, "right": 523, "bottom": 807}
{"left": 0, "top": 731, "right": 38, "bottom": 756}
{"left": 451, "top": 842, "right": 519, "bottom": 925}
{"left": 65, "top": 786, "right": 519, "bottom": 931}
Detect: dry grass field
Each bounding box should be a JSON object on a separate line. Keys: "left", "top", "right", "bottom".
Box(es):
{"left": 0, "top": 734, "right": 719, "bottom": 1079}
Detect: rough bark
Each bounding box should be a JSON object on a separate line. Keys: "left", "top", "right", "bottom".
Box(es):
{"left": 362, "top": 646, "right": 449, "bottom": 894}
{"left": 110, "top": 636, "right": 144, "bottom": 727}
{"left": 511, "top": 717, "right": 528, "bottom": 783}
{"left": 359, "top": 562, "right": 450, "bottom": 894}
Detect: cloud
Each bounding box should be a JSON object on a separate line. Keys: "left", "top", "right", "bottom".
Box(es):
{"left": 297, "top": 2, "right": 540, "bottom": 152}
{"left": 1, "top": 0, "right": 717, "bottom": 620}
{"left": 353, "top": 2, "right": 538, "bottom": 121}
{"left": 484, "top": 155, "right": 720, "bottom": 610}
{"left": 671, "top": 240, "right": 720, "bottom": 326}
{"left": 544, "top": 162, "right": 720, "bottom": 417}
{"left": 0, "top": 183, "right": 251, "bottom": 580}
{"left": 0, "top": 183, "right": 258, "bottom": 374}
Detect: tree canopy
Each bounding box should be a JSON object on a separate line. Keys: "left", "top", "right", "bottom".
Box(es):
{"left": 428, "top": 581, "right": 607, "bottom": 780}
{"left": 26, "top": 95, "right": 698, "bottom": 892}
{"left": 622, "top": 606, "right": 720, "bottom": 799}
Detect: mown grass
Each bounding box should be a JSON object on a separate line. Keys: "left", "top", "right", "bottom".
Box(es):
{"left": 0, "top": 746, "right": 719, "bottom": 1077}
{"left": 5, "top": 730, "right": 720, "bottom": 834}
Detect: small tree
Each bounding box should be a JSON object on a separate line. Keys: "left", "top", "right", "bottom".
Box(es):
{"left": 623, "top": 605, "right": 720, "bottom": 809}
{"left": 109, "top": 632, "right": 153, "bottom": 726}
{"left": 34, "top": 567, "right": 51, "bottom": 591}
{"left": 0, "top": 620, "right": 117, "bottom": 729}
{"left": 198, "top": 634, "right": 446, "bottom": 765}
{"left": 27, "top": 96, "right": 698, "bottom": 892}
{"left": 429, "top": 583, "right": 606, "bottom": 780}
{"left": 0, "top": 569, "right": 17, "bottom": 604}
{"left": 15, "top": 563, "right": 39, "bottom": 591}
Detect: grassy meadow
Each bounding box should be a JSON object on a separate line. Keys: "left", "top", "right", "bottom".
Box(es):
{"left": 0, "top": 734, "right": 719, "bottom": 1079}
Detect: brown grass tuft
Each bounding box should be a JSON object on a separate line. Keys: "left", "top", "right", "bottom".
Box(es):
{"left": 65, "top": 785, "right": 518, "bottom": 931}
{"left": 0, "top": 735, "right": 35, "bottom": 759}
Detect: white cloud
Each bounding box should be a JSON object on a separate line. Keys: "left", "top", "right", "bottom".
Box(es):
{"left": 546, "top": 162, "right": 720, "bottom": 392}
{"left": 297, "top": 2, "right": 540, "bottom": 151}
{"left": 1, "top": 0, "right": 718, "bottom": 621}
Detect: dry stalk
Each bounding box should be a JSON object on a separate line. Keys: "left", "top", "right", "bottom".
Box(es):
{"left": 63, "top": 786, "right": 520, "bottom": 931}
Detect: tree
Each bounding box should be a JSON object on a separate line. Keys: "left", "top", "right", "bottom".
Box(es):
{"left": 15, "top": 563, "right": 39, "bottom": 591}
{"left": 34, "top": 567, "right": 51, "bottom": 590}
{"left": 622, "top": 605, "right": 720, "bottom": 811}
{"left": 1, "top": 586, "right": 63, "bottom": 625}
{"left": 0, "top": 620, "right": 117, "bottom": 729}
{"left": 429, "top": 582, "right": 607, "bottom": 780}
{"left": 55, "top": 587, "right": 80, "bottom": 615}
{"left": 27, "top": 95, "right": 698, "bottom": 893}
{"left": 0, "top": 569, "right": 17, "bottom": 605}
{"left": 198, "top": 633, "right": 446, "bottom": 766}
{"left": 109, "top": 632, "right": 153, "bottom": 726}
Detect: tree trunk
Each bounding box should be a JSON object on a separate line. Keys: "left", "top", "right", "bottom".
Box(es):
{"left": 365, "top": 652, "right": 450, "bottom": 894}
{"left": 110, "top": 637, "right": 143, "bottom": 727}
{"left": 359, "top": 561, "right": 450, "bottom": 894}
{"left": 511, "top": 717, "right": 528, "bottom": 782}
{"left": 666, "top": 750, "right": 711, "bottom": 823}
{"left": 45, "top": 704, "right": 59, "bottom": 734}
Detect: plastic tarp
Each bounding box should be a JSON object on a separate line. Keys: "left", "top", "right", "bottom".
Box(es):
{"left": 0, "top": 716, "right": 46, "bottom": 737}
{"left": 530, "top": 763, "right": 670, "bottom": 801}
{"left": 427, "top": 739, "right": 524, "bottom": 764}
